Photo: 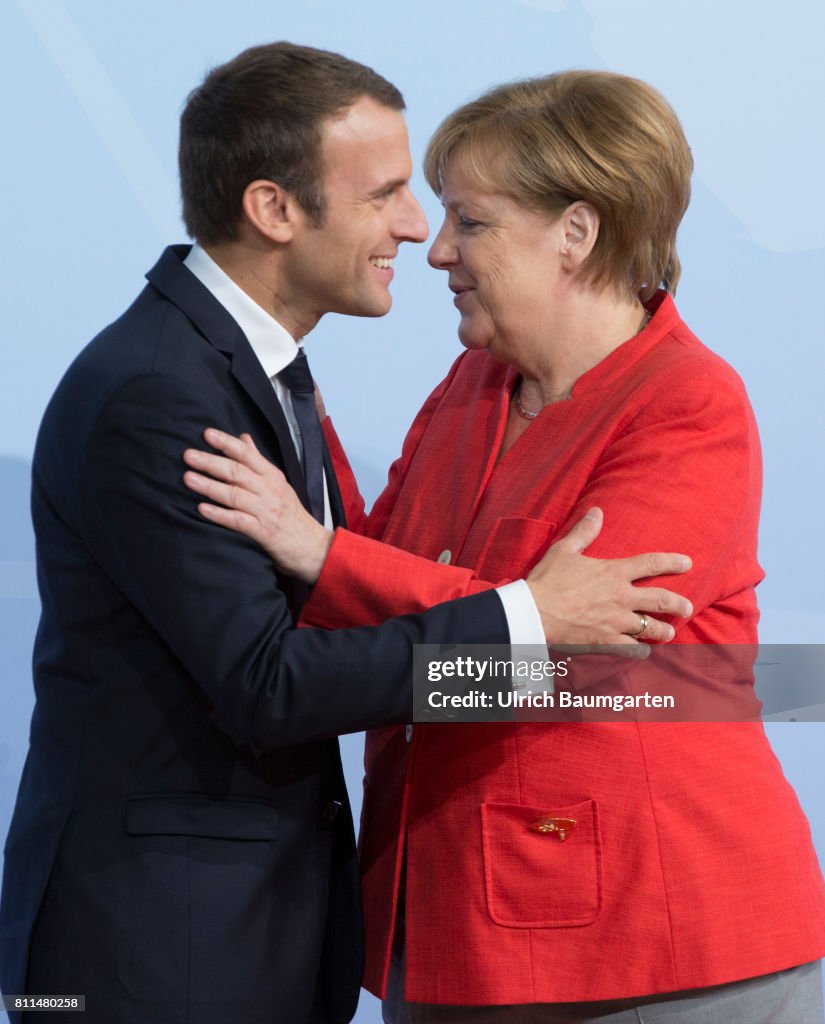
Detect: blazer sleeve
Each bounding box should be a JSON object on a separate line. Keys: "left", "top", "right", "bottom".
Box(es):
{"left": 321, "top": 418, "right": 367, "bottom": 534}
{"left": 323, "top": 352, "right": 465, "bottom": 542}
{"left": 555, "top": 362, "right": 764, "bottom": 620}
{"left": 304, "top": 353, "right": 762, "bottom": 635}
{"left": 304, "top": 355, "right": 506, "bottom": 629}
{"left": 78, "top": 372, "right": 508, "bottom": 750}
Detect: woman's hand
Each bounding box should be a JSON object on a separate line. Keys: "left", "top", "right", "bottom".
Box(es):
{"left": 183, "top": 428, "right": 334, "bottom": 584}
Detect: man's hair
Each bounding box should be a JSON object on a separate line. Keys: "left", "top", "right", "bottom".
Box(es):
{"left": 179, "top": 42, "right": 404, "bottom": 244}
{"left": 424, "top": 70, "right": 693, "bottom": 299}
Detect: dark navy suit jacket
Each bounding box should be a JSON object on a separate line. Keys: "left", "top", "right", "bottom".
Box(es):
{"left": 0, "top": 247, "right": 506, "bottom": 1024}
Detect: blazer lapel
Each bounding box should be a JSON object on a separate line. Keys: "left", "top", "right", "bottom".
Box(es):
{"left": 225, "top": 342, "right": 307, "bottom": 502}
{"left": 145, "top": 246, "right": 309, "bottom": 509}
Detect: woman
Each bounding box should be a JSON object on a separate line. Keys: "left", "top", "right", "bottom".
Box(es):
{"left": 184, "top": 72, "right": 825, "bottom": 1020}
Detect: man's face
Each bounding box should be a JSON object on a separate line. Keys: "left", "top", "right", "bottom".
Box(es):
{"left": 283, "top": 97, "right": 429, "bottom": 327}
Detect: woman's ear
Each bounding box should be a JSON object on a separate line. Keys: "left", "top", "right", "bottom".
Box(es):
{"left": 558, "top": 201, "right": 599, "bottom": 271}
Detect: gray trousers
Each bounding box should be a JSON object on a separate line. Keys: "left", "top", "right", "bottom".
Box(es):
{"left": 383, "top": 955, "right": 824, "bottom": 1023}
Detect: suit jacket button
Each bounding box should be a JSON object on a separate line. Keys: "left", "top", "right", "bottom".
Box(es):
{"left": 321, "top": 800, "right": 342, "bottom": 823}
{"left": 437, "top": 549, "right": 452, "bottom": 564}
{"left": 405, "top": 724, "right": 414, "bottom": 742}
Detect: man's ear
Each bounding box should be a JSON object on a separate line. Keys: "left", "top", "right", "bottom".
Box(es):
{"left": 241, "top": 179, "right": 304, "bottom": 244}
{"left": 558, "top": 201, "right": 599, "bottom": 272}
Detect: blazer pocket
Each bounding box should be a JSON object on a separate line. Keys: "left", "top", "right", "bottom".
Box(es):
{"left": 474, "top": 517, "right": 558, "bottom": 582}
{"left": 481, "top": 799, "right": 601, "bottom": 928}
{"left": 125, "top": 794, "right": 279, "bottom": 841}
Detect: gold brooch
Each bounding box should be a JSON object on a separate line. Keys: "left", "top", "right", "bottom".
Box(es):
{"left": 529, "top": 816, "right": 577, "bottom": 841}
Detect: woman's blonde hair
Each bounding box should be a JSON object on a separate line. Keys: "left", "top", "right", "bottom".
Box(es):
{"left": 424, "top": 70, "right": 693, "bottom": 299}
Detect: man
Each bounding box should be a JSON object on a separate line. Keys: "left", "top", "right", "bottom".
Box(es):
{"left": 0, "top": 43, "right": 690, "bottom": 1024}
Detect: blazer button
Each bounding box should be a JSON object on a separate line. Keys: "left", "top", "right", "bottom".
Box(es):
{"left": 405, "top": 724, "right": 414, "bottom": 743}
{"left": 437, "top": 549, "right": 452, "bottom": 565}
{"left": 321, "top": 800, "right": 342, "bottom": 823}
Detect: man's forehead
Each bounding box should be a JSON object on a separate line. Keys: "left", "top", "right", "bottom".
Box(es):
{"left": 321, "top": 97, "right": 410, "bottom": 152}
{"left": 320, "top": 97, "right": 413, "bottom": 187}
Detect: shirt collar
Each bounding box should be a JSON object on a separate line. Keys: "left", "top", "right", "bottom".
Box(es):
{"left": 183, "top": 242, "right": 301, "bottom": 378}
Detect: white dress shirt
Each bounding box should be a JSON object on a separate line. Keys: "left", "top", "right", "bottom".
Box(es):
{"left": 182, "top": 243, "right": 545, "bottom": 649}
{"left": 184, "top": 243, "right": 333, "bottom": 527}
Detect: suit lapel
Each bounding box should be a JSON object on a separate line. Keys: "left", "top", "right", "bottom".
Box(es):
{"left": 323, "top": 441, "right": 347, "bottom": 529}
{"left": 225, "top": 342, "right": 307, "bottom": 501}
{"left": 145, "top": 246, "right": 309, "bottom": 509}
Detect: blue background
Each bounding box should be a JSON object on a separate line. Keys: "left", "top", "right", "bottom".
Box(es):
{"left": 1, "top": 1, "right": 823, "bottom": 1019}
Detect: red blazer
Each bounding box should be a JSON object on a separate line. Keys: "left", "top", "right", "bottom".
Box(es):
{"left": 301, "top": 293, "right": 825, "bottom": 1004}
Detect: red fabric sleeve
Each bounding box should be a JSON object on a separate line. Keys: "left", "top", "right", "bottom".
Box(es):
{"left": 558, "top": 364, "right": 763, "bottom": 623}
{"left": 304, "top": 355, "right": 501, "bottom": 629}
{"left": 321, "top": 417, "right": 368, "bottom": 534}
{"left": 305, "top": 349, "right": 762, "bottom": 638}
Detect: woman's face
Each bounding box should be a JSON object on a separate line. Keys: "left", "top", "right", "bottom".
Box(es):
{"left": 428, "top": 158, "right": 566, "bottom": 364}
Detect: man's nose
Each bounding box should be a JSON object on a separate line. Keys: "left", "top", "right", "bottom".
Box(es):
{"left": 393, "top": 188, "right": 429, "bottom": 244}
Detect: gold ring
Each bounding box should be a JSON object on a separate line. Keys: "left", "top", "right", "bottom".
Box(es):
{"left": 631, "top": 613, "right": 648, "bottom": 638}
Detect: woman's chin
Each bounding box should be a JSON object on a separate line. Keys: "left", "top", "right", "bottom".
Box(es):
{"left": 457, "top": 323, "right": 494, "bottom": 352}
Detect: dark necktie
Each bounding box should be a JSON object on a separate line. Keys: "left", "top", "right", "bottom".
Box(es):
{"left": 277, "top": 351, "right": 325, "bottom": 523}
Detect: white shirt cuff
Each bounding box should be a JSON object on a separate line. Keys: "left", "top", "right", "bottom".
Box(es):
{"left": 495, "top": 580, "right": 546, "bottom": 645}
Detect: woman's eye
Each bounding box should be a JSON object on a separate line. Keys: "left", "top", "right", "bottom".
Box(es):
{"left": 458, "top": 216, "right": 481, "bottom": 230}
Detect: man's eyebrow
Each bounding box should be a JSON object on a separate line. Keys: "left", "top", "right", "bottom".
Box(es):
{"left": 366, "top": 178, "right": 408, "bottom": 198}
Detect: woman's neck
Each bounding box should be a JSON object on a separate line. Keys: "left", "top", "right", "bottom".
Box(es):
{"left": 517, "top": 290, "right": 649, "bottom": 410}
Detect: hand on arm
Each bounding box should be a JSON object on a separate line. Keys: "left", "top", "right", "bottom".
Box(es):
{"left": 525, "top": 507, "right": 692, "bottom": 648}
{"left": 545, "top": 368, "right": 761, "bottom": 626}
{"left": 84, "top": 376, "right": 508, "bottom": 749}
{"left": 182, "top": 429, "right": 692, "bottom": 647}
{"left": 184, "top": 428, "right": 333, "bottom": 584}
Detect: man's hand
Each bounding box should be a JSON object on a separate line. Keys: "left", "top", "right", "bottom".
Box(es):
{"left": 183, "top": 428, "right": 333, "bottom": 584}
{"left": 527, "top": 508, "right": 693, "bottom": 649}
